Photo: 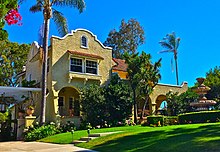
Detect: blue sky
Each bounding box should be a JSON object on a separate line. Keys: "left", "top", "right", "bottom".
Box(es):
{"left": 5, "top": 0, "right": 220, "bottom": 87}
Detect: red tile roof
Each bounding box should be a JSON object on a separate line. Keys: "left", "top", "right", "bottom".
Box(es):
{"left": 112, "top": 58, "right": 128, "bottom": 72}
{"left": 67, "top": 50, "right": 104, "bottom": 60}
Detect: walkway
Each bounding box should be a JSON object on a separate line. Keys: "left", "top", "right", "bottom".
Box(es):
{"left": 0, "top": 141, "right": 96, "bottom": 152}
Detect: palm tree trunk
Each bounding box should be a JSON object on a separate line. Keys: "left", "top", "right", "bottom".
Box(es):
{"left": 141, "top": 95, "right": 149, "bottom": 119}
{"left": 174, "top": 55, "right": 179, "bottom": 85}
{"left": 133, "top": 89, "right": 138, "bottom": 124}
{"left": 40, "top": 17, "right": 50, "bottom": 125}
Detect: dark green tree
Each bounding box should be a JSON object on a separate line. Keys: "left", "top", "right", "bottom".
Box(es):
{"left": 104, "top": 18, "right": 145, "bottom": 58}
{"left": 159, "top": 32, "right": 180, "bottom": 85}
{"left": 0, "top": 40, "right": 30, "bottom": 86}
{"left": 204, "top": 66, "right": 220, "bottom": 103}
{"left": 124, "top": 51, "right": 161, "bottom": 124}
{"left": 105, "top": 74, "right": 132, "bottom": 126}
{"left": 29, "top": 0, "right": 85, "bottom": 124}
{"left": 81, "top": 84, "right": 107, "bottom": 127}
{"left": 166, "top": 89, "right": 198, "bottom": 116}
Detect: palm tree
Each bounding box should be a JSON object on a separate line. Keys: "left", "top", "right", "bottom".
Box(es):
{"left": 159, "top": 32, "right": 180, "bottom": 85}
{"left": 30, "top": 0, "right": 85, "bottom": 124}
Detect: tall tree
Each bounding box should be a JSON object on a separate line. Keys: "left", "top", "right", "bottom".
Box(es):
{"left": 204, "top": 66, "right": 220, "bottom": 103}
{"left": 0, "top": 40, "right": 30, "bottom": 86}
{"left": 124, "top": 51, "right": 161, "bottom": 124}
{"left": 159, "top": 32, "right": 180, "bottom": 85}
{"left": 104, "top": 18, "right": 145, "bottom": 58}
{"left": 139, "top": 57, "right": 161, "bottom": 118}
{"left": 29, "top": 0, "right": 85, "bottom": 124}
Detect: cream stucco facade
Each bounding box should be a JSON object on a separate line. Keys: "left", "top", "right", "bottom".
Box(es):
{"left": 26, "top": 29, "right": 112, "bottom": 124}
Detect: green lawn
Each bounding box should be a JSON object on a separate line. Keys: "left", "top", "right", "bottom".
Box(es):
{"left": 40, "top": 123, "right": 220, "bottom": 152}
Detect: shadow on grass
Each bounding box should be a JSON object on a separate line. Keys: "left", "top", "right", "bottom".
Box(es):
{"left": 90, "top": 123, "right": 220, "bottom": 152}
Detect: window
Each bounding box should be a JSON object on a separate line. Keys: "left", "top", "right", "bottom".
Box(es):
{"left": 58, "top": 97, "right": 64, "bottom": 107}
{"left": 69, "top": 97, "right": 74, "bottom": 109}
{"left": 81, "top": 36, "right": 88, "bottom": 48}
{"left": 70, "top": 58, "right": 83, "bottom": 72}
{"left": 86, "top": 60, "right": 97, "bottom": 74}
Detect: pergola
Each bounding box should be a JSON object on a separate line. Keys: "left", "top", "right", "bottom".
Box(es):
{"left": 0, "top": 86, "right": 41, "bottom": 112}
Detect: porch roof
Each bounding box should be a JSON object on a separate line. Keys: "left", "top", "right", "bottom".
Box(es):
{"left": 0, "top": 86, "right": 41, "bottom": 102}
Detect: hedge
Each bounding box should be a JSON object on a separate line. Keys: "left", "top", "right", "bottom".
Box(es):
{"left": 164, "top": 116, "right": 178, "bottom": 126}
{"left": 178, "top": 111, "right": 220, "bottom": 124}
{"left": 147, "top": 116, "right": 164, "bottom": 126}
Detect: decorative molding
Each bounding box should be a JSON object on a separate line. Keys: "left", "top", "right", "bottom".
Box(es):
{"left": 52, "top": 28, "right": 112, "bottom": 50}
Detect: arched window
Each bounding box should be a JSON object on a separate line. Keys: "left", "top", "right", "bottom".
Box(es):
{"left": 81, "top": 36, "right": 88, "bottom": 48}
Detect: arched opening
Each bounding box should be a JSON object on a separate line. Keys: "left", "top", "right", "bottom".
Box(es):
{"left": 155, "top": 95, "right": 167, "bottom": 115}
{"left": 58, "top": 87, "right": 80, "bottom": 117}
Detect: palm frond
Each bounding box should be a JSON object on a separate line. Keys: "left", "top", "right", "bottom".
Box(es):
{"left": 53, "top": 0, "right": 86, "bottom": 13}
{"left": 159, "top": 41, "right": 173, "bottom": 50}
{"left": 52, "top": 9, "right": 68, "bottom": 36}
{"left": 159, "top": 50, "right": 174, "bottom": 54}
{"left": 30, "top": 3, "right": 42, "bottom": 13}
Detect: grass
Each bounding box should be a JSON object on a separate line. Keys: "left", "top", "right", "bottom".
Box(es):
{"left": 40, "top": 123, "right": 220, "bottom": 152}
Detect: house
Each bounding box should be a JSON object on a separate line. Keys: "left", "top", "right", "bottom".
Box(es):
{"left": 20, "top": 28, "right": 188, "bottom": 126}
{"left": 25, "top": 29, "right": 112, "bottom": 125}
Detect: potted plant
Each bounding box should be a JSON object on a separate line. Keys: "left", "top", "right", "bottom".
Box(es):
{"left": 26, "top": 105, "right": 35, "bottom": 116}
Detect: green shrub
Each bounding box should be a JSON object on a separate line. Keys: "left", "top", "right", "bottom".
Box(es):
{"left": 147, "top": 116, "right": 164, "bottom": 126}
{"left": 178, "top": 111, "right": 220, "bottom": 124}
{"left": 164, "top": 116, "right": 178, "bottom": 126}
{"left": 60, "top": 121, "right": 76, "bottom": 132}
{"left": 24, "top": 123, "right": 60, "bottom": 141}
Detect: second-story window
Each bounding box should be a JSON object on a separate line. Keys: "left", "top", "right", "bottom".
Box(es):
{"left": 86, "top": 60, "right": 97, "bottom": 74}
{"left": 81, "top": 36, "right": 88, "bottom": 48}
{"left": 70, "top": 58, "right": 83, "bottom": 72}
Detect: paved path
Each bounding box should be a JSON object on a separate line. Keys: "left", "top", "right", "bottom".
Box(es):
{"left": 0, "top": 141, "right": 97, "bottom": 152}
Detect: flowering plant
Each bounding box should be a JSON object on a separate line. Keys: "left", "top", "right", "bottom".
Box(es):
{"left": 5, "top": 8, "right": 22, "bottom": 25}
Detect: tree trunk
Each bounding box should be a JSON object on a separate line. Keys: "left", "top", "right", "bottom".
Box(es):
{"left": 174, "top": 55, "right": 179, "bottom": 85}
{"left": 140, "top": 95, "right": 149, "bottom": 119}
{"left": 40, "top": 16, "right": 50, "bottom": 125}
{"left": 133, "top": 89, "right": 138, "bottom": 124}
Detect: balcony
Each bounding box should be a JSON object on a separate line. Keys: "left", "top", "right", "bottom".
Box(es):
{"left": 68, "top": 72, "right": 102, "bottom": 83}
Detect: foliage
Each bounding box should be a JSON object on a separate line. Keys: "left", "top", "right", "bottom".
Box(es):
{"left": 0, "top": 111, "right": 15, "bottom": 141}
{"left": 204, "top": 66, "right": 220, "bottom": 106}
{"left": 24, "top": 123, "right": 61, "bottom": 141}
{"left": 21, "top": 79, "right": 36, "bottom": 87}
{"left": 0, "top": 40, "right": 30, "bottom": 86}
{"left": 178, "top": 111, "right": 220, "bottom": 124}
{"left": 163, "top": 116, "right": 178, "bottom": 126}
{"left": 104, "top": 18, "right": 145, "bottom": 58}
{"left": 166, "top": 89, "right": 198, "bottom": 116}
{"left": 124, "top": 51, "right": 162, "bottom": 123}
{"left": 81, "top": 75, "right": 133, "bottom": 127}
{"left": 0, "top": 0, "right": 22, "bottom": 40}
{"left": 0, "top": 111, "right": 8, "bottom": 123}
{"left": 104, "top": 74, "right": 133, "bottom": 126}
{"left": 81, "top": 84, "right": 106, "bottom": 127}
{"left": 146, "top": 116, "right": 164, "bottom": 126}
{"left": 159, "top": 32, "right": 181, "bottom": 85}
{"left": 60, "top": 121, "right": 76, "bottom": 132}
{"left": 29, "top": 0, "right": 85, "bottom": 124}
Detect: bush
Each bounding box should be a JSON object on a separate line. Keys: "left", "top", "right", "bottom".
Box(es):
{"left": 24, "top": 123, "right": 60, "bottom": 141}
{"left": 60, "top": 121, "right": 76, "bottom": 132}
{"left": 178, "top": 111, "right": 220, "bottom": 124}
{"left": 147, "top": 116, "right": 164, "bottom": 126}
{"left": 164, "top": 116, "right": 178, "bottom": 126}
